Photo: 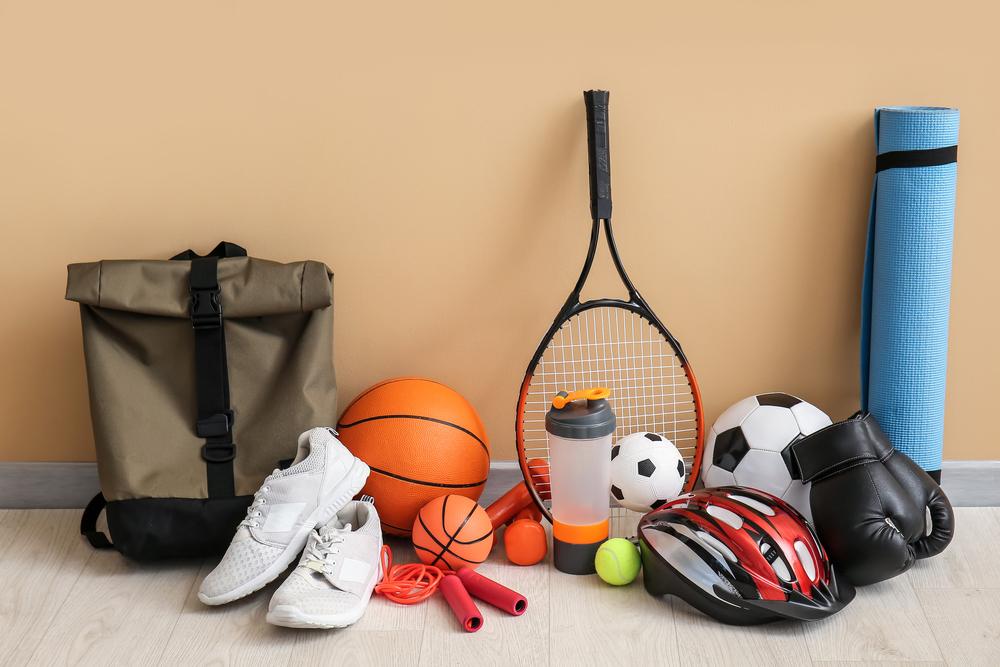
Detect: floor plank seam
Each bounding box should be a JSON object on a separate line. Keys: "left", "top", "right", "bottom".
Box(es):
{"left": 670, "top": 596, "right": 683, "bottom": 664}
{"left": 155, "top": 558, "right": 207, "bottom": 667}
{"left": 416, "top": 585, "right": 431, "bottom": 666}
{"left": 911, "top": 578, "right": 950, "bottom": 664}
{"left": 547, "top": 559, "right": 553, "bottom": 667}
{"left": 794, "top": 618, "right": 812, "bottom": 664}
{"left": 21, "top": 535, "right": 96, "bottom": 666}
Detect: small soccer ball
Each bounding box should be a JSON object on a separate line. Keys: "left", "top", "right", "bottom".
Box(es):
{"left": 701, "top": 393, "right": 832, "bottom": 520}
{"left": 610, "top": 432, "right": 686, "bottom": 513}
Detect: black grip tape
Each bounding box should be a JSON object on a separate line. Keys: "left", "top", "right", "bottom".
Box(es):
{"left": 584, "top": 90, "right": 612, "bottom": 220}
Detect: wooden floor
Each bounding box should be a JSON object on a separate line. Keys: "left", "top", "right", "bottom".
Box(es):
{"left": 2, "top": 508, "right": 998, "bottom": 666}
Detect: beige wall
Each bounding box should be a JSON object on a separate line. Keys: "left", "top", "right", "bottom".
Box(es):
{"left": 0, "top": 1, "right": 994, "bottom": 462}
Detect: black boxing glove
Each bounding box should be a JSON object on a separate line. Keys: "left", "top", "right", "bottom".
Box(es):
{"left": 788, "top": 413, "right": 954, "bottom": 586}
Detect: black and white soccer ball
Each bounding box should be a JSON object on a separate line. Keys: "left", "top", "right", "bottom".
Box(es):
{"left": 700, "top": 393, "right": 832, "bottom": 520}
{"left": 610, "top": 432, "right": 686, "bottom": 513}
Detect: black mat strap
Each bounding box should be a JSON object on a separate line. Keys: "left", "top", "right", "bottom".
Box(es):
{"left": 876, "top": 145, "right": 957, "bottom": 172}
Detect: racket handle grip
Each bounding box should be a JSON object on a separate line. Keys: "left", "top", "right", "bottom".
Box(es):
{"left": 439, "top": 575, "right": 483, "bottom": 632}
{"left": 456, "top": 568, "right": 528, "bottom": 616}
{"left": 584, "top": 89, "right": 612, "bottom": 221}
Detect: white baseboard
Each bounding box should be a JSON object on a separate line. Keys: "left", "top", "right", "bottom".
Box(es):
{"left": 0, "top": 460, "right": 996, "bottom": 509}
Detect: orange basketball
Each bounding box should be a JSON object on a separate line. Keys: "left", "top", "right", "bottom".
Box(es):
{"left": 336, "top": 377, "right": 491, "bottom": 537}
{"left": 411, "top": 495, "right": 494, "bottom": 570}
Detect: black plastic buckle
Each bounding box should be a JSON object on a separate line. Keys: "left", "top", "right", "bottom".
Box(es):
{"left": 190, "top": 287, "right": 222, "bottom": 329}
{"left": 197, "top": 411, "right": 234, "bottom": 438}
{"left": 201, "top": 442, "right": 236, "bottom": 463}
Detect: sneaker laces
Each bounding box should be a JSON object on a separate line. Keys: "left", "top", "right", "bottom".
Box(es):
{"left": 303, "top": 524, "right": 352, "bottom": 575}
{"left": 239, "top": 469, "right": 279, "bottom": 529}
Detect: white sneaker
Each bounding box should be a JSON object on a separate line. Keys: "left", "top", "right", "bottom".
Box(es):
{"left": 266, "top": 499, "right": 383, "bottom": 629}
{"left": 198, "top": 427, "right": 370, "bottom": 606}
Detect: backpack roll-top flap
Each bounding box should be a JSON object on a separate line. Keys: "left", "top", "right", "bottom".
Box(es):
{"left": 66, "top": 257, "right": 333, "bottom": 317}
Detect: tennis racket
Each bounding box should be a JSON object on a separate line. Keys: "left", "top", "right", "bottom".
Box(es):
{"left": 515, "top": 90, "right": 705, "bottom": 539}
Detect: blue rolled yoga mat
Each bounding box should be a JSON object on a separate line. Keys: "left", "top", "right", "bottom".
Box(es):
{"left": 860, "top": 106, "right": 959, "bottom": 477}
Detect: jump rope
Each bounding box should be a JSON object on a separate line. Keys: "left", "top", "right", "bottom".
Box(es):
{"left": 375, "top": 544, "right": 527, "bottom": 632}
{"left": 375, "top": 544, "right": 443, "bottom": 604}
{"left": 374, "top": 481, "right": 539, "bottom": 631}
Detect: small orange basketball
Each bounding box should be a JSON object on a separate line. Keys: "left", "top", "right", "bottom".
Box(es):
{"left": 337, "top": 377, "right": 491, "bottom": 537}
{"left": 412, "top": 495, "right": 494, "bottom": 570}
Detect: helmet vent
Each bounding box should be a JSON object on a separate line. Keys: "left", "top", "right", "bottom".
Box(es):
{"left": 641, "top": 524, "right": 739, "bottom": 605}
{"left": 697, "top": 530, "right": 737, "bottom": 563}
{"left": 706, "top": 504, "right": 743, "bottom": 529}
{"left": 727, "top": 493, "right": 775, "bottom": 516}
{"left": 772, "top": 559, "right": 792, "bottom": 582}
{"left": 761, "top": 542, "right": 793, "bottom": 582}
{"left": 794, "top": 540, "right": 816, "bottom": 580}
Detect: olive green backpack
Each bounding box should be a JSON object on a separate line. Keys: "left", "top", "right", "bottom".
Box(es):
{"left": 65, "top": 242, "right": 337, "bottom": 560}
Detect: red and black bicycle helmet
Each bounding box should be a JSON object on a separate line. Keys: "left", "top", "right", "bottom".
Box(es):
{"left": 638, "top": 486, "right": 854, "bottom": 624}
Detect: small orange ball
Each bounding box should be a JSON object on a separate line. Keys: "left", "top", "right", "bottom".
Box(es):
{"left": 412, "top": 495, "right": 494, "bottom": 570}
{"left": 504, "top": 518, "right": 548, "bottom": 566}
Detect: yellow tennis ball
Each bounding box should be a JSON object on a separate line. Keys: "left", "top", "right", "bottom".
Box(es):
{"left": 594, "top": 538, "right": 641, "bottom": 586}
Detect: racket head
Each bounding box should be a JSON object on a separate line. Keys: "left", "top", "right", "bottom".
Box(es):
{"left": 515, "top": 300, "right": 705, "bottom": 537}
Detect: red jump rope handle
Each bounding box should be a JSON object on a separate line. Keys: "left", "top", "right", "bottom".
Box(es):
{"left": 439, "top": 574, "right": 483, "bottom": 632}
{"left": 485, "top": 482, "right": 534, "bottom": 529}
{"left": 456, "top": 568, "right": 528, "bottom": 616}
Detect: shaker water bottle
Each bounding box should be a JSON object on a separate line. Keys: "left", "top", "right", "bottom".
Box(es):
{"left": 546, "top": 387, "right": 616, "bottom": 574}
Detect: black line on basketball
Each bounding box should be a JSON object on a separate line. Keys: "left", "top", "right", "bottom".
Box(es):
{"left": 416, "top": 513, "right": 453, "bottom": 567}
{"left": 336, "top": 414, "right": 489, "bottom": 458}
{"left": 452, "top": 529, "right": 493, "bottom": 546}
{"left": 415, "top": 510, "right": 487, "bottom": 566}
{"left": 412, "top": 542, "right": 487, "bottom": 565}
{"left": 368, "top": 466, "right": 487, "bottom": 489}
{"left": 434, "top": 496, "right": 478, "bottom": 568}
{"left": 380, "top": 520, "right": 412, "bottom": 534}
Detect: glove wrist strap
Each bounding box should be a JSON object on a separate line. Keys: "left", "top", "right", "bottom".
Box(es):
{"left": 789, "top": 413, "right": 894, "bottom": 483}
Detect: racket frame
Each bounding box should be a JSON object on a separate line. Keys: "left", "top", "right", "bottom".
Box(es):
{"left": 514, "top": 91, "right": 705, "bottom": 523}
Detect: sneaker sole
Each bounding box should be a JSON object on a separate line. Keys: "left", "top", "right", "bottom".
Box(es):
{"left": 265, "top": 599, "right": 370, "bottom": 629}
{"left": 265, "top": 548, "right": 381, "bottom": 629}
{"left": 197, "top": 458, "right": 371, "bottom": 606}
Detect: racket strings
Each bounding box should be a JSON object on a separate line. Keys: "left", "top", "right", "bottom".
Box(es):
{"left": 520, "top": 306, "right": 701, "bottom": 525}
